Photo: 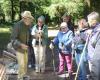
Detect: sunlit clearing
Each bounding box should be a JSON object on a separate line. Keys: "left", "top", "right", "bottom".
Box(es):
{"left": 0, "top": 28, "right": 10, "bottom": 33}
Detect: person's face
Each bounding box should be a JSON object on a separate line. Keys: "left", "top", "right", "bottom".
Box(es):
{"left": 78, "top": 21, "right": 84, "bottom": 29}
{"left": 23, "top": 17, "right": 33, "bottom": 26}
{"left": 88, "top": 18, "right": 98, "bottom": 28}
{"left": 63, "top": 16, "right": 70, "bottom": 22}
{"left": 38, "top": 19, "right": 44, "bottom": 27}
{"left": 60, "top": 27, "right": 67, "bottom": 33}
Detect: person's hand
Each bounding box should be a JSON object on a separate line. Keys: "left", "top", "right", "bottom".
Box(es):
{"left": 49, "top": 43, "right": 54, "bottom": 49}
{"left": 20, "top": 43, "right": 28, "bottom": 50}
{"left": 38, "top": 30, "right": 43, "bottom": 33}
{"left": 38, "top": 30, "right": 43, "bottom": 36}
{"left": 86, "top": 29, "right": 92, "bottom": 35}
{"left": 71, "top": 43, "right": 75, "bottom": 49}
{"left": 35, "top": 30, "right": 43, "bottom": 38}
{"left": 35, "top": 32, "right": 41, "bottom": 39}
{"left": 60, "top": 42, "right": 65, "bottom": 50}
{"left": 60, "top": 45, "right": 65, "bottom": 50}
{"left": 35, "top": 33, "right": 40, "bottom": 38}
{"left": 75, "top": 30, "right": 80, "bottom": 35}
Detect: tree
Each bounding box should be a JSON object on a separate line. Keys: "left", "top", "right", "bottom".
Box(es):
{"left": 43, "top": 0, "right": 85, "bottom": 23}
{"left": 0, "top": 0, "right": 11, "bottom": 22}
{"left": 0, "top": 0, "right": 99, "bottom": 24}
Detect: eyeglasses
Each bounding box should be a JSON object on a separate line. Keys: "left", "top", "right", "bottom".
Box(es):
{"left": 61, "top": 27, "right": 66, "bottom": 29}
{"left": 23, "top": 17, "right": 32, "bottom": 21}
{"left": 38, "top": 21, "right": 43, "bottom": 23}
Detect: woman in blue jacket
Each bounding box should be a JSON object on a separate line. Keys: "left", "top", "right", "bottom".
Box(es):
{"left": 50, "top": 22, "right": 74, "bottom": 77}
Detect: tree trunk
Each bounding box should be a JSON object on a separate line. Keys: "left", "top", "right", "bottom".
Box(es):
{"left": 10, "top": 0, "right": 14, "bottom": 23}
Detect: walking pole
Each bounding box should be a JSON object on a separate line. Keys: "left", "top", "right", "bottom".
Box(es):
{"left": 51, "top": 48, "right": 60, "bottom": 80}
{"left": 64, "top": 44, "right": 74, "bottom": 80}
{"left": 71, "top": 42, "right": 75, "bottom": 73}
{"left": 74, "top": 35, "right": 90, "bottom": 80}
{"left": 61, "top": 42, "right": 67, "bottom": 79}
{"left": 38, "top": 29, "right": 42, "bottom": 73}
{"left": 51, "top": 48, "right": 56, "bottom": 73}
{"left": 64, "top": 60, "right": 67, "bottom": 80}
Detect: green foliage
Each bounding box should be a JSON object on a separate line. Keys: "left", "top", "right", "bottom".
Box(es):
{"left": 0, "top": 0, "right": 99, "bottom": 24}
{"left": 31, "top": 0, "right": 51, "bottom": 17}
{"left": 0, "top": 0, "right": 11, "bottom": 16}
{"left": 43, "top": 0, "right": 85, "bottom": 21}
{"left": 0, "top": 0, "right": 20, "bottom": 22}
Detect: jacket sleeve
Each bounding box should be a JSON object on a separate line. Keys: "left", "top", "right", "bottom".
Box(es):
{"left": 42, "top": 25, "right": 48, "bottom": 39}
{"left": 53, "top": 33, "right": 59, "bottom": 45}
{"left": 91, "top": 31, "right": 100, "bottom": 48}
{"left": 31, "top": 25, "right": 36, "bottom": 37}
{"left": 64, "top": 31, "right": 73, "bottom": 46}
{"left": 10, "top": 23, "right": 21, "bottom": 47}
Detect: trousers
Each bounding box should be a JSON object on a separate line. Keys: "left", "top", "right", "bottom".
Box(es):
{"left": 33, "top": 45, "right": 46, "bottom": 72}
{"left": 16, "top": 49, "right": 28, "bottom": 79}
{"left": 75, "top": 53, "right": 87, "bottom": 80}
{"left": 59, "top": 53, "right": 72, "bottom": 73}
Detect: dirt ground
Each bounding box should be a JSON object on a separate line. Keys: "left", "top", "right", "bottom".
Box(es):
{"left": 0, "top": 58, "right": 75, "bottom": 80}
{"left": 0, "top": 46, "right": 76, "bottom": 80}
{"left": 0, "top": 37, "right": 77, "bottom": 80}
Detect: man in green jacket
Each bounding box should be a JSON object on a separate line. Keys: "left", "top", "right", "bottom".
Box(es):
{"left": 11, "top": 11, "right": 34, "bottom": 80}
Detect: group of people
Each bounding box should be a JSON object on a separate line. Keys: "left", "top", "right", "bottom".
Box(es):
{"left": 50, "top": 11, "right": 100, "bottom": 80}
{"left": 10, "top": 10, "right": 100, "bottom": 80}
{"left": 10, "top": 11, "right": 48, "bottom": 80}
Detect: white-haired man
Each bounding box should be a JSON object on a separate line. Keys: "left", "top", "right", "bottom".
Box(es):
{"left": 87, "top": 11, "right": 100, "bottom": 80}
{"left": 11, "top": 11, "right": 34, "bottom": 80}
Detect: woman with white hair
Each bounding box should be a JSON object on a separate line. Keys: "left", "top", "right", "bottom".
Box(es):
{"left": 87, "top": 11, "right": 100, "bottom": 80}
{"left": 31, "top": 15, "right": 48, "bottom": 73}
{"left": 49, "top": 22, "right": 74, "bottom": 79}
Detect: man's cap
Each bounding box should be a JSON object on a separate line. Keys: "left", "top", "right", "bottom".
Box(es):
{"left": 21, "top": 11, "right": 34, "bottom": 20}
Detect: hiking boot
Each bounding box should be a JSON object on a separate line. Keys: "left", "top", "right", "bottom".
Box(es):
{"left": 68, "top": 73, "right": 73, "bottom": 80}
{"left": 23, "top": 75, "right": 30, "bottom": 80}
{"left": 56, "top": 71, "right": 64, "bottom": 75}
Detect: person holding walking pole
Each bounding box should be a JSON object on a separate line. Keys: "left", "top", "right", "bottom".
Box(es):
{"left": 49, "top": 22, "right": 74, "bottom": 79}
{"left": 31, "top": 16, "right": 48, "bottom": 73}
{"left": 87, "top": 11, "right": 100, "bottom": 80}
{"left": 73, "top": 19, "right": 88, "bottom": 80}
{"left": 11, "top": 11, "right": 34, "bottom": 80}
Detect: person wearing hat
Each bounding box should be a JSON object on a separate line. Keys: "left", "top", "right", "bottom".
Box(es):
{"left": 49, "top": 22, "right": 74, "bottom": 79}
{"left": 31, "top": 15, "right": 48, "bottom": 73}
{"left": 10, "top": 11, "right": 34, "bottom": 80}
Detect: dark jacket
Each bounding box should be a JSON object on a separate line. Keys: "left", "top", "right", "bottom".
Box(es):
{"left": 11, "top": 20, "right": 31, "bottom": 50}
